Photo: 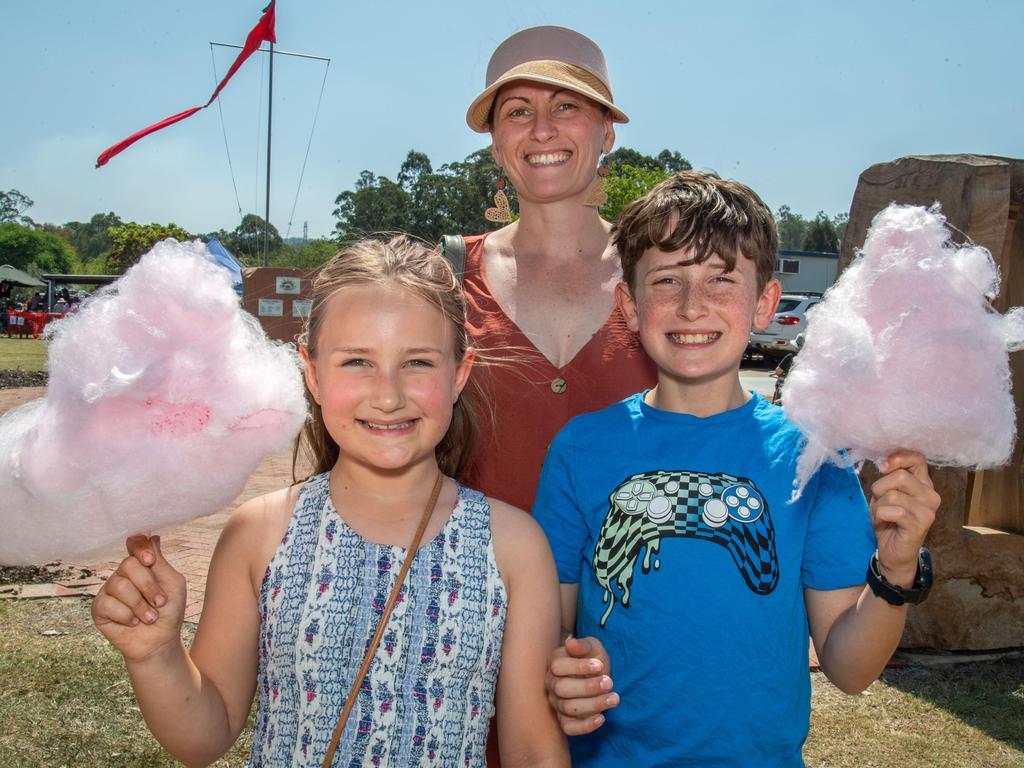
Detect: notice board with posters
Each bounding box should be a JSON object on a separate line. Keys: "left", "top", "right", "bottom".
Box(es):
{"left": 242, "top": 267, "right": 319, "bottom": 344}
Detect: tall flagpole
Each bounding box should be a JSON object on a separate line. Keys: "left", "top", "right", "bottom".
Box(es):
{"left": 263, "top": 40, "right": 274, "bottom": 267}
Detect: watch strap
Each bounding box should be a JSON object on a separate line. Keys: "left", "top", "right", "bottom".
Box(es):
{"left": 866, "top": 547, "right": 933, "bottom": 606}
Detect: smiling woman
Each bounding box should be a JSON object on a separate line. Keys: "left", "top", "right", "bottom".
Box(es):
{"left": 457, "top": 26, "right": 656, "bottom": 517}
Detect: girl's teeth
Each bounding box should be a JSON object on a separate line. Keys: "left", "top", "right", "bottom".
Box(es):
{"left": 364, "top": 420, "right": 413, "bottom": 430}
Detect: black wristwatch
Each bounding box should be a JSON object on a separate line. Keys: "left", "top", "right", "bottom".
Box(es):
{"left": 866, "top": 547, "right": 933, "bottom": 606}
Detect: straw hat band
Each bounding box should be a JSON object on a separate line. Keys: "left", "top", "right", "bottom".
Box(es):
{"left": 467, "top": 60, "right": 627, "bottom": 132}
{"left": 502, "top": 61, "right": 614, "bottom": 103}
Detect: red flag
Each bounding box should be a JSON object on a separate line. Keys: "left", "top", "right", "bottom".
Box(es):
{"left": 96, "top": 1, "right": 276, "bottom": 168}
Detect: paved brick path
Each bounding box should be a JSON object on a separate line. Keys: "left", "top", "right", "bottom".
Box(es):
{"left": 0, "top": 386, "right": 296, "bottom": 622}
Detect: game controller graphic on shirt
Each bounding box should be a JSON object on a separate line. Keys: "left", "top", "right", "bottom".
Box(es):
{"left": 594, "top": 470, "right": 779, "bottom": 627}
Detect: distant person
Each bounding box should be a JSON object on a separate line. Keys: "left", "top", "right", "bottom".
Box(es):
{"left": 538, "top": 172, "right": 940, "bottom": 766}
{"left": 54, "top": 287, "right": 71, "bottom": 313}
{"left": 0, "top": 280, "right": 10, "bottom": 333}
{"left": 772, "top": 334, "right": 804, "bottom": 404}
{"left": 27, "top": 291, "right": 44, "bottom": 312}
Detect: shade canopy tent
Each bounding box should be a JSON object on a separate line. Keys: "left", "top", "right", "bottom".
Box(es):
{"left": 205, "top": 239, "right": 244, "bottom": 295}
{"left": 0, "top": 264, "right": 46, "bottom": 288}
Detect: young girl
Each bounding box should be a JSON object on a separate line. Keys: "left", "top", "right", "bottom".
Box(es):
{"left": 91, "top": 236, "right": 569, "bottom": 767}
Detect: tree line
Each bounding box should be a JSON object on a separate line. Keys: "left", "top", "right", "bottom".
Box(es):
{"left": 0, "top": 150, "right": 845, "bottom": 279}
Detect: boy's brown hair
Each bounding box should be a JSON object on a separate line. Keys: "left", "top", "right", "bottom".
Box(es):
{"left": 613, "top": 170, "right": 778, "bottom": 292}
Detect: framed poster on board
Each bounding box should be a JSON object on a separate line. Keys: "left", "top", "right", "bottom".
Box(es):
{"left": 276, "top": 277, "right": 301, "bottom": 295}
{"left": 258, "top": 299, "right": 284, "bottom": 317}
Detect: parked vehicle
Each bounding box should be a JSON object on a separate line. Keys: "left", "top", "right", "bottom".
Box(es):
{"left": 749, "top": 293, "right": 821, "bottom": 359}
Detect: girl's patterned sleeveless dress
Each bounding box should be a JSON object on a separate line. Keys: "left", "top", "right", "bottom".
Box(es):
{"left": 248, "top": 473, "right": 508, "bottom": 767}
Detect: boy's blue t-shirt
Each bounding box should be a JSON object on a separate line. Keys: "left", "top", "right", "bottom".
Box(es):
{"left": 534, "top": 392, "right": 876, "bottom": 768}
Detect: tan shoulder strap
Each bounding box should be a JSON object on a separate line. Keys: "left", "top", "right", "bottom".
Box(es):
{"left": 321, "top": 472, "right": 444, "bottom": 768}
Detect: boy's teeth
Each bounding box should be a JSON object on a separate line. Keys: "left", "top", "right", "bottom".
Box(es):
{"left": 527, "top": 152, "right": 570, "bottom": 165}
{"left": 670, "top": 333, "right": 718, "bottom": 344}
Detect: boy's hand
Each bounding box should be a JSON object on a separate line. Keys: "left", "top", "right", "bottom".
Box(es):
{"left": 869, "top": 450, "right": 940, "bottom": 587}
{"left": 92, "top": 535, "right": 187, "bottom": 662}
{"left": 546, "top": 636, "right": 619, "bottom": 735}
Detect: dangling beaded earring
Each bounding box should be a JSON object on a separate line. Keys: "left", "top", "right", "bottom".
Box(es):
{"left": 484, "top": 174, "right": 514, "bottom": 223}
{"left": 582, "top": 156, "right": 610, "bottom": 208}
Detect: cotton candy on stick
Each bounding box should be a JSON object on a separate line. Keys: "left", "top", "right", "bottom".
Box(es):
{"left": 782, "top": 204, "right": 1024, "bottom": 497}
{"left": 0, "top": 239, "right": 307, "bottom": 565}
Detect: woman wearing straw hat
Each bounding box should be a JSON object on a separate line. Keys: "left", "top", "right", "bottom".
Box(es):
{"left": 458, "top": 26, "right": 656, "bottom": 516}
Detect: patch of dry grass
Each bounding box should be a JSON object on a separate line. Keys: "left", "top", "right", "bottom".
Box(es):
{"left": 807, "top": 660, "right": 1024, "bottom": 767}
{"left": 1, "top": 598, "right": 1021, "bottom": 767}
{"left": 0, "top": 599, "right": 252, "bottom": 767}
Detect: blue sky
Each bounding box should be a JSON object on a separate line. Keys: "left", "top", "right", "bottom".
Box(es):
{"left": 3, "top": 0, "right": 1020, "bottom": 240}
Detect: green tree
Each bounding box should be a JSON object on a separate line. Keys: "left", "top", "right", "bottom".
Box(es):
{"left": 270, "top": 238, "right": 338, "bottom": 269}
{"left": 222, "top": 214, "right": 284, "bottom": 266}
{"left": 775, "top": 205, "right": 808, "bottom": 250}
{"left": 397, "top": 151, "right": 433, "bottom": 189}
{"left": 0, "top": 189, "right": 36, "bottom": 227}
{"left": 655, "top": 149, "right": 692, "bottom": 173}
{"left": 333, "top": 170, "right": 414, "bottom": 243}
{"left": 403, "top": 148, "right": 512, "bottom": 241}
{"left": 0, "top": 222, "right": 76, "bottom": 274}
{"left": 105, "top": 222, "right": 193, "bottom": 273}
{"left": 832, "top": 212, "right": 849, "bottom": 245}
{"left": 605, "top": 148, "right": 691, "bottom": 174}
{"left": 604, "top": 147, "right": 656, "bottom": 172}
{"left": 802, "top": 211, "right": 840, "bottom": 253}
{"left": 602, "top": 164, "right": 670, "bottom": 221}
{"left": 438, "top": 147, "right": 514, "bottom": 236}
{"left": 64, "top": 212, "right": 123, "bottom": 263}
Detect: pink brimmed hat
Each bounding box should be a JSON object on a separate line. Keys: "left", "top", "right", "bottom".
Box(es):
{"left": 466, "top": 26, "right": 629, "bottom": 133}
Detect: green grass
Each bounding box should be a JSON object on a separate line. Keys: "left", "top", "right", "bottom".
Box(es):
{"left": 1, "top": 598, "right": 1021, "bottom": 767}
{"left": 0, "top": 599, "right": 252, "bottom": 767}
{"left": 0, "top": 337, "right": 47, "bottom": 372}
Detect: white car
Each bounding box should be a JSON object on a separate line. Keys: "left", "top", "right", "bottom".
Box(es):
{"left": 749, "top": 293, "right": 820, "bottom": 358}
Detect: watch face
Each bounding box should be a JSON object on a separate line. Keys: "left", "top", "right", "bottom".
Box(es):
{"left": 912, "top": 547, "right": 933, "bottom": 603}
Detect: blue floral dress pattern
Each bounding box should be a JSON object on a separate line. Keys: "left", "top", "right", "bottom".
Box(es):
{"left": 248, "top": 473, "right": 508, "bottom": 767}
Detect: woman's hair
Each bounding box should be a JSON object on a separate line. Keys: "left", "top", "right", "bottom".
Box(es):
{"left": 294, "top": 235, "right": 478, "bottom": 480}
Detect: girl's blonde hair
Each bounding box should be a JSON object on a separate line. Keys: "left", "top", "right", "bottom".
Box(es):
{"left": 294, "top": 235, "right": 478, "bottom": 480}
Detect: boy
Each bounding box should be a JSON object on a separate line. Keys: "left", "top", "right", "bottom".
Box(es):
{"left": 534, "top": 172, "right": 939, "bottom": 766}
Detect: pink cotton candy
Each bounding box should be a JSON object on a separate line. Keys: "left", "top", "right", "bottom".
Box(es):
{"left": 782, "top": 204, "right": 1024, "bottom": 497}
{"left": 0, "top": 239, "right": 307, "bottom": 565}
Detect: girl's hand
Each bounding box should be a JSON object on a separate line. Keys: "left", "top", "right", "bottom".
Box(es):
{"left": 869, "top": 450, "right": 941, "bottom": 587}
{"left": 91, "top": 534, "right": 187, "bottom": 662}
{"left": 547, "top": 636, "right": 618, "bottom": 735}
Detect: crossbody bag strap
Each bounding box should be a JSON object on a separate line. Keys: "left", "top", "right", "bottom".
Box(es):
{"left": 321, "top": 472, "right": 444, "bottom": 768}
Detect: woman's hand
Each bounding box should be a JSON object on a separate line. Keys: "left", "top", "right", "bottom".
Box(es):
{"left": 869, "top": 450, "right": 941, "bottom": 586}
{"left": 91, "top": 534, "right": 187, "bottom": 662}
